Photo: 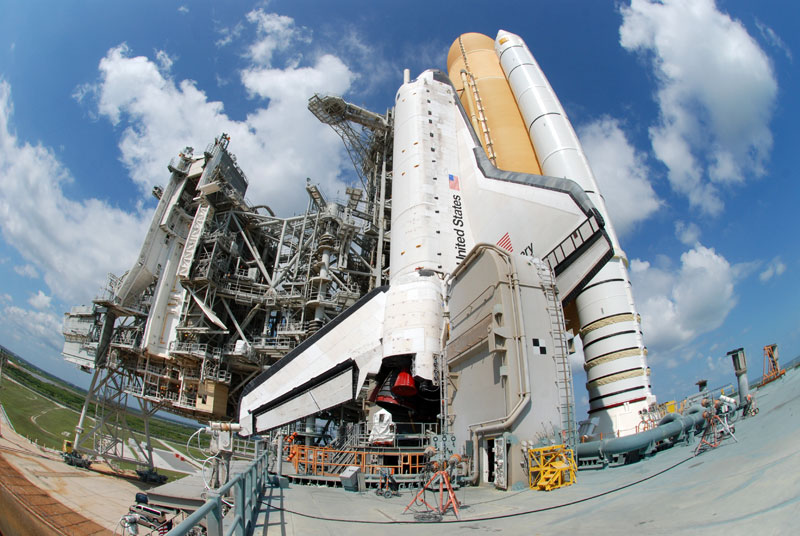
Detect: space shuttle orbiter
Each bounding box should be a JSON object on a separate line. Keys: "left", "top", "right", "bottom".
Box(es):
{"left": 238, "top": 30, "right": 652, "bottom": 439}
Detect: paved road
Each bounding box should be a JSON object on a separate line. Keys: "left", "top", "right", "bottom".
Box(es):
{"left": 0, "top": 402, "right": 149, "bottom": 532}
{"left": 126, "top": 438, "right": 199, "bottom": 474}
{"left": 152, "top": 447, "right": 198, "bottom": 474}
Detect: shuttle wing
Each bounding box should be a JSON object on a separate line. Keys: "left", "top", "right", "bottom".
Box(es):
{"left": 238, "top": 286, "right": 388, "bottom": 436}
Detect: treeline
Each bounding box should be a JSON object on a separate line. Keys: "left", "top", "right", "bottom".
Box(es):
{"left": 1, "top": 345, "right": 86, "bottom": 393}
{"left": 3, "top": 358, "right": 198, "bottom": 445}
{"left": 4, "top": 361, "right": 85, "bottom": 410}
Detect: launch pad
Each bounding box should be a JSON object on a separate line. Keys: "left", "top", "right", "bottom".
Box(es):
{"left": 62, "top": 30, "right": 656, "bottom": 491}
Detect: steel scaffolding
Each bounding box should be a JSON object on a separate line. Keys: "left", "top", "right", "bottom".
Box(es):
{"left": 63, "top": 102, "right": 393, "bottom": 469}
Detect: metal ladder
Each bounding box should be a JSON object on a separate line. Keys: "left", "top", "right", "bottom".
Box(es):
{"left": 325, "top": 424, "right": 360, "bottom": 473}
{"left": 436, "top": 351, "right": 450, "bottom": 437}
{"left": 535, "top": 260, "right": 576, "bottom": 448}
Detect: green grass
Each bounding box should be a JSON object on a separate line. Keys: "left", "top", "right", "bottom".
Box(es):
{"left": 1, "top": 353, "right": 233, "bottom": 486}
{"left": 3, "top": 361, "right": 85, "bottom": 410}
{"left": 0, "top": 376, "right": 189, "bottom": 483}
{"left": 34, "top": 408, "right": 78, "bottom": 441}
{"left": 3, "top": 359, "right": 201, "bottom": 445}
{"left": 0, "top": 377, "right": 77, "bottom": 450}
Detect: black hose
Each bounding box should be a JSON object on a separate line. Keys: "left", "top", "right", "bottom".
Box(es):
{"left": 262, "top": 455, "right": 695, "bottom": 524}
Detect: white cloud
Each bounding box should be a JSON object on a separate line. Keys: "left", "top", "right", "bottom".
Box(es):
{"left": 579, "top": 117, "right": 661, "bottom": 237}
{"left": 759, "top": 256, "right": 786, "bottom": 282}
{"left": 704, "top": 353, "right": 731, "bottom": 378}
{"left": 215, "top": 74, "right": 230, "bottom": 87}
{"left": 155, "top": 50, "right": 174, "bottom": 72}
{"left": 568, "top": 335, "right": 586, "bottom": 375}
{"left": 84, "top": 11, "right": 355, "bottom": 215}
{"left": 756, "top": 20, "right": 792, "bottom": 62}
{"left": 178, "top": 5, "right": 189, "bottom": 15}
{"left": 0, "top": 10, "right": 366, "bottom": 312}
{"left": 14, "top": 263, "right": 39, "bottom": 278}
{"left": 71, "top": 82, "right": 93, "bottom": 105}
{"left": 326, "top": 28, "right": 397, "bottom": 98}
{"left": 1, "top": 305, "right": 63, "bottom": 352}
{"left": 0, "top": 80, "right": 150, "bottom": 304}
{"left": 240, "top": 55, "right": 352, "bottom": 101}
{"left": 620, "top": 0, "right": 777, "bottom": 215}
{"left": 630, "top": 243, "right": 737, "bottom": 356}
{"left": 215, "top": 22, "right": 244, "bottom": 48}
{"left": 245, "top": 10, "right": 309, "bottom": 66}
{"left": 674, "top": 221, "right": 700, "bottom": 246}
{"left": 0, "top": 293, "right": 11, "bottom": 304}
{"left": 28, "top": 290, "right": 51, "bottom": 310}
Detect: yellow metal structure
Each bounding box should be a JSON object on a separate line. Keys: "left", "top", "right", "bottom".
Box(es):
{"left": 528, "top": 444, "right": 577, "bottom": 491}
{"left": 62, "top": 440, "right": 73, "bottom": 454}
{"left": 447, "top": 33, "right": 542, "bottom": 175}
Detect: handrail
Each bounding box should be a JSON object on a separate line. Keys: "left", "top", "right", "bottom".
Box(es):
{"left": 290, "top": 445, "right": 428, "bottom": 477}
{"left": 167, "top": 450, "right": 269, "bottom": 536}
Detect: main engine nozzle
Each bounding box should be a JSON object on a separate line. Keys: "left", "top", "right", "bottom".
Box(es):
{"left": 392, "top": 369, "right": 418, "bottom": 397}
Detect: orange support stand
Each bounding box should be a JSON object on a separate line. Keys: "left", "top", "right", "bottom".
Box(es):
{"left": 761, "top": 344, "right": 785, "bottom": 387}
{"left": 404, "top": 470, "right": 460, "bottom": 519}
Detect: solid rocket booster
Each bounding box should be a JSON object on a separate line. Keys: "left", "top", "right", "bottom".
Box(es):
{"left": 449, "top": 31, "right": 654, "bottom": 436}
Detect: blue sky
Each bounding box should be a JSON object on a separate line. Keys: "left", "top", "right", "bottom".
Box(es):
{"left": 0, "top": 0, "right": 797, "bottom": 413}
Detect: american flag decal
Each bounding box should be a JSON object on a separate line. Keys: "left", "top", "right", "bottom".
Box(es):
{"left": 448, "top": 174, "right": 460, "bottom": 190}
{"left": 496, "top": 232, "right": 513, "bottom": 252}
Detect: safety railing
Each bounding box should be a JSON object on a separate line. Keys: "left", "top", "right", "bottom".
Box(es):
{"left": 168, "top": 450, "right": 269, "bottom": 536}
{"left": 250, "top": 336, "right": 297, "bottom": 351}
{"left": 543, "top": 215, "right": 600, "bottom": 272}
{"left": 291, "top": 445, "right": 428, "bottom": 477}
{"left": 275, "top": 321, "right": 307, "bottom": 335}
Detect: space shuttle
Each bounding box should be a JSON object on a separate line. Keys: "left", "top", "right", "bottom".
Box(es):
{"left": 238, "top": 30, "right": 654, "bottom": 441}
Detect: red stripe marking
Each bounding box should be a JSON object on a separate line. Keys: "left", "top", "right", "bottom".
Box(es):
{"left": 497, "top": 232, "right": 513, "bottom": 252}
{"left": 588, "top": 396, "right": 648, "bottom": 414}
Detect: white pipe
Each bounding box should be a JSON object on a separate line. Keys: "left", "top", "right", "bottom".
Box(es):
{"left": 208, "top": 422, "right": 242, "bottom": 432}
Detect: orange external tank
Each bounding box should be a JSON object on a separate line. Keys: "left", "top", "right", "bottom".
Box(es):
{"left": 447, "top": 33, "right": 542, "bottom": 175}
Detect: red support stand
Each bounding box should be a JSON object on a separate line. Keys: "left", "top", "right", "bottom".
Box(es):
{"left": 404, "top": 470, "right": 460, "bottom": 519}
{"left": 695, "top": 412, "right": 737, "bottom": 455}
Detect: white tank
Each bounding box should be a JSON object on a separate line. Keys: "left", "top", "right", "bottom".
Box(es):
{"left": 495, "top": 30, "right": 655, "bottom": 436}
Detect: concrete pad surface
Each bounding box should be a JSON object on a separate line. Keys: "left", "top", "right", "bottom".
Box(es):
{"left": 252, "top": 368, "right": 800, "bottom": 535}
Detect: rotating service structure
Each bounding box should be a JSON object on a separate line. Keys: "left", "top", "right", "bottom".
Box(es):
{"left": 62, "top": 128, "right": 392, "bottom": 467}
